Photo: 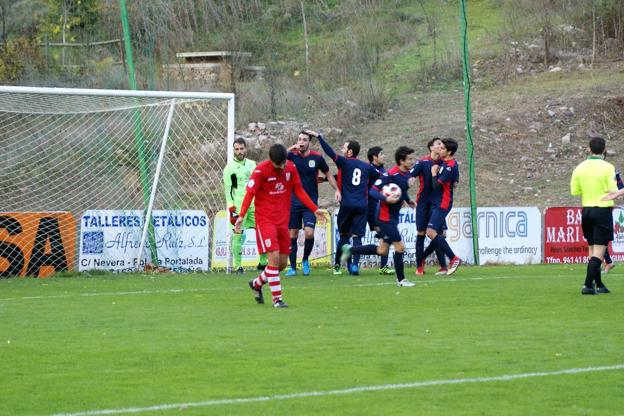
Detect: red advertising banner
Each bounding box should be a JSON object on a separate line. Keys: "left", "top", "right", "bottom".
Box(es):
{"left": 544, "top": 206, "right": 624, "bottom": 264}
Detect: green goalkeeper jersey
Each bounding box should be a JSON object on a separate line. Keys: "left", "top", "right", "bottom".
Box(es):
{"left": 223, "top": 158, "right": 256, "bottom": 211}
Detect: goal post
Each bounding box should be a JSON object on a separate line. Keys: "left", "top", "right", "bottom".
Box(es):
{"left": 0, "top": 86, "right": 235, "bottom": 277}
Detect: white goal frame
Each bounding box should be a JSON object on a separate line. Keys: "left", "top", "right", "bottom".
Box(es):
{"left": 0, "top": 85, "right": 235, "bottom": 273}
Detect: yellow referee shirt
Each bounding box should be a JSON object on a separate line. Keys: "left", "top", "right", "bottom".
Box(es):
{"left": 570, "top": 156, "right": 617, "bottom": 207}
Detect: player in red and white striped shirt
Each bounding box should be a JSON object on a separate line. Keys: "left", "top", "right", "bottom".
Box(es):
{"left": 235, "top": 144, "right": 322, "bottom": 308}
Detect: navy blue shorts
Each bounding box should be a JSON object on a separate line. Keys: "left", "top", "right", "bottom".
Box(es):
{"left": 289, "top": 205, "right": 317, "bottom": 230}
{"left": 337, "top": 205, "right": 367, "bottom": 236}
{"left": 427, "top": 207, "right": 450, "bottom": 233}
{"left": 378, "top": 221, "right": 402, "bottom": 243}
{"left": 416, "top": 201, "right": 433, "bottom": 232}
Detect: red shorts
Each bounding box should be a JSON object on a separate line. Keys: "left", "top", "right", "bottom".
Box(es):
{"left": 255, "top": 222, "right": 291, "bottom": 254}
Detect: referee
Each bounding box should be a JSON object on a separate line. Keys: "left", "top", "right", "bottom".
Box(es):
{"left": 570, "top": 136, "right": 617, "bottom": 295}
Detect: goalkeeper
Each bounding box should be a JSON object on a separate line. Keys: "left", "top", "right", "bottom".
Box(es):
{"left": 223, "top": 138, "right": 267, "bottom": 274}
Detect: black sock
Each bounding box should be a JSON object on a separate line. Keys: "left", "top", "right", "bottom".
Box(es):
{"left": 351, "top": 236, "right": 362, "bottom": 266}
{"left": 289, "top": 238, "right": 298, "bottom": 269}
{"left": 303, "top": 237, "right": 314, "bottom": 261}
{"left": 604, "top": 250, "right": 612, "bottom": 264}
{"left": 416, "top": 234, "right": 425, "bottom": 267}
{"left": 432, "top": 235, "right": 455, "bottom": 259}
{"left": 586, "top": 256, "right": 602, "bottom": 288}
{"left": 435, "top": 245, "right": 447, "bottom": 268}
{"left": 350, "top": 244, "right": 378, "bottom": 256}
{"left": 422, "top": 241, "right": 435, "bottom": 262}
{"left": 590, "top": 256, "right": 605, "bottom": 288}
{"left": 394, "top": 251, "right": 405, "bottom": 281}
{"left": 380, "top": 255, "right": 389, "bottom": 268}
{"left": 335, "top": 235, "right": 350, "bottom": 266}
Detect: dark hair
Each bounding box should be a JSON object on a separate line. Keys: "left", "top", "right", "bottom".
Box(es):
{"left": 269, "top": 143, "right": 288, "bottom": 165}
{"left": 299, "top": 131, "right": 311, "bottom": 140}
{"left": 395, "top": 146, "right": 415, "bottom": 165}
{"left": 233, "top": 138, "right": 247, "bottom": 147}
{"left": 589, "top": 137, "right": 606, "bottom": 155}
{"left": 367, "top": 146, "right": 383, "bottom": 162}
{"left": 427, "top": 137, "right": 441, "bottom": 150}
{"left": 442, "top": 138, "right": 458, "bottom": 156}
{"left": 347, "top": 140, "right": 360, "bottom": 157}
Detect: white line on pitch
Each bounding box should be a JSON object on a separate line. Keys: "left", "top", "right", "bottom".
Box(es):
{"left": 52, "top": 364, "right": 624, "bottom": 416}
{"left": 0, "top": 273, "right": 561, "bottom": 302}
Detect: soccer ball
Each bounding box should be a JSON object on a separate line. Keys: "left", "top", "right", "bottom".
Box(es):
{"left": 382, "top": 183, "right": 402, "bottom": 203}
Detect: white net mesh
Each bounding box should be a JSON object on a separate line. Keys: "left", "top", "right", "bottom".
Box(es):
{"left": 0, "top": 88, "right": 232, "bottom": 277}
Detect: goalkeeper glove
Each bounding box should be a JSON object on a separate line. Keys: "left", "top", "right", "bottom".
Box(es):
{"left": 228, "top": 206, "right": 239, "bottom": 225}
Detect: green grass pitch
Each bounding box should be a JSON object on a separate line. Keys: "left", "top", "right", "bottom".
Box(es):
{"left": 1, "top": 264, "right": 623, "bottom": 415}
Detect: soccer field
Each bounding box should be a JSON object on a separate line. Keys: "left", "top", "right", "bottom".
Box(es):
{"left": 1, "top": 265, "right": 623, "bottom": 416}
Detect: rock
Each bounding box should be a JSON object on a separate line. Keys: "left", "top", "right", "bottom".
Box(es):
{"left": 547, "top": 109, "right": 556, "bottom": 117}
{"left": 561, "top": 133, "right": 571, "bottom": 144}
{"left": 523, "top": 187, "right": 534, "bottom": 193}
{"left": 607, "top": 149, "right": 617, "bottom": 157}
{"left": 248, "top": 122, "right": 257, "bottom": 130}
{"left": 257, "top": 122, "right": 266, "bottom": 130}
{"left": 549, "top": 66, "right": 562, "bottom": 72}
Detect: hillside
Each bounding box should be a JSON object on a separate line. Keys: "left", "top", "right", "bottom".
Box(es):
{"left": 356, "top": 62, "right": 624, "bottom": 210}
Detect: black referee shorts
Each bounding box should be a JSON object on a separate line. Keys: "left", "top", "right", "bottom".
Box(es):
{"left": 581, "top": 207, "right": 613, "bottom": 246}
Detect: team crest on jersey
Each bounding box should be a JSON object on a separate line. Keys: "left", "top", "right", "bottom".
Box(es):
{"left": 275, "top": 183, "right": 285, "bottom": 192}
{"left": 308, "top": 160, "right": 316, "bottom": 168}
{"left": 286, "top": 172, "right": 291, "bottom": 181}
{"left": 247, "top": 179, "right": 255, "bottom": 188}
{"left": 374, "top": 179, "right": 382, "bottom": 186}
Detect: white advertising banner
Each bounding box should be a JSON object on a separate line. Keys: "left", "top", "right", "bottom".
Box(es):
{"left": 79, "top": 210, "right": 210, "bottom": 272}
{"left": 333, "top": 206, "right": 542, "bottom": 267}
{"left": 211, "top": 210, "right": 261, "bottom": 269}
{"left": 211, "top": 209, "right": 333, "bottom": 270}
{"left": 447, "top": 207, "right": 542, "bottom": 265}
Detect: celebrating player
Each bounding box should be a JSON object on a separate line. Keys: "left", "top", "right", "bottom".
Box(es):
{"left": 286, "top": 131, "right": 340, "bottom": 277}
{"left": 425, "top": 138, "right": 462, "bottom": 275}
{"left": 341, "top": 146, "right": 417, "bottom": 287}
{"left": 223, "top": 138, "right": 267, "bottom": 274}
{"left": 235, "top": 144, "right": 323, "bottom": 308}
{"left": 367, "top": 146, "right": 394, "bottom": 275}
{"left": 411, "top": 138, "right": 448, "bottom": 276}
{"left": 311, "top": 130, "right": 379, "bottom": 275}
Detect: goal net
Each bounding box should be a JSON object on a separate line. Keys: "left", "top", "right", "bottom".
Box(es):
{"left": 0, "top": 86, "right": 234, "bottom": 277}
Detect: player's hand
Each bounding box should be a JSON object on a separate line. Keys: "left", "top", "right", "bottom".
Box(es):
{"left": 304, "top": 129, "right": 319, "bottom": 138}
{"left": 314, "top": 210, "right": 326, "bottom": 224}
{"left": 233, "top": 216, "right": 244, "bottom": 233}
{"left": 602, "top": 190, "right": 624, "bottom": 201}
{"left": 228, "top": 206, "right": 239, "bottom": 225}
{"left": 334, "top": 190, "right": 341, "bottom": 203}
{"left": 288, "top": 143, "right": 300, "bottom": 153}
{"left": 431, "top": 165, "right": 440, "bottom": 176}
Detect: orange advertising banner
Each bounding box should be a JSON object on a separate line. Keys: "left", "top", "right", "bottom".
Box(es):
{"left": 0, "top": 212, "right": 76, "bottom": 278}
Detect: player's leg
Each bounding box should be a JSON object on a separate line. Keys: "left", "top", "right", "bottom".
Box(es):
{"left": 415, "top": 203, "right": 429, "bottom": 275}
{"left": 585, "top": 207, "right": 612, "bottom": 294}
{"left": 301, "top": 209, "right": 317, "bottom": 276}
{"left": 382, "top": 224, "right": 413, "bottom": 287}
{"left": 249, "top": 223, "right": 280, "bottom": 304}
{"left": 287, "top": 207, "right": 303, "bottom": 276}
{"left": 334, "top": 208, "right": 352, "bottom": 274}
{"left": 426, "top": 208, "right": 461, "bottom": 275}
{"left": 246, "top": 210, "right": 267, "bottom": 271}
{"left": 267, "top": 226, "right": 292, "bottom": 307}
{"left": 603, "top": 245, "right": 615, "bottom": 273}
{"left": 348, "top": 208, "right": 367, "bottom": 275}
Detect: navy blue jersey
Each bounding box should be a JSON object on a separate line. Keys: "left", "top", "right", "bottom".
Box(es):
{"left": 318, "top": 135, "right": 379, "bottom": 207}
{"left": 616, "top": 170, "right": 624, "bottom": 190}
{"left": 367, "top": 163, "right": 386, "bottom": 212}
{"left": 410, "top": 155, "right": 441, "bottom": 203}
{"left": 370, "top": 166, "right": 412, "bottom": 224}
{"left": 288, "top": 150, "right": 329, "bottom": 206}
{"left": 431, "top": 159, "right": 459, "bottom": 210}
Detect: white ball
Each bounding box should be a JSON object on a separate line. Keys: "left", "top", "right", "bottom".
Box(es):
{"left": 382, "top": 183, "right": 402, "bottom": 204}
